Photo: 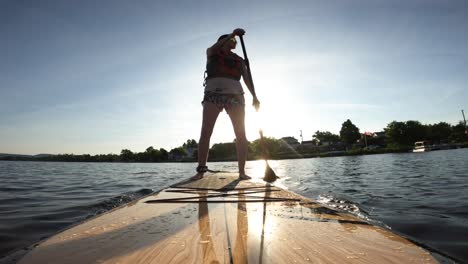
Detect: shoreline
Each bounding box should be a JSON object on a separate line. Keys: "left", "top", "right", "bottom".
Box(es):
{"left": 1, "top": 143, "right": 466, "bottom": 163}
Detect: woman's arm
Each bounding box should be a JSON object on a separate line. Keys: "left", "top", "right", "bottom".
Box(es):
{"left": 241, "top": 60, "right": 260, "bottom": 111}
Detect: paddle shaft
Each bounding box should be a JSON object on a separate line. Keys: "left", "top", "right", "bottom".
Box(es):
{"left": 239, "top": 35, "right": 256, "bottom": 93}
{"left": 240, "top": 36, "right": 264, "bottom": 155}
{"left": 239, "top": 35, "right": 278, "bottom": 182}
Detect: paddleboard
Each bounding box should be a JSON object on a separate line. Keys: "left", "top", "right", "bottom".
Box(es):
{"left": 16, "top": 173, "right": 439, "bottom": 263}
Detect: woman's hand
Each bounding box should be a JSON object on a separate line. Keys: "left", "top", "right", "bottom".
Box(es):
{"left": 253, "top": 96, "right": 260, "bottom": 111}
{"left": 233, "top": 28, "right": 245, "bottom": 36}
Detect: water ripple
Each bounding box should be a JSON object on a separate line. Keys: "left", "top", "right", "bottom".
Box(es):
{"left": 0, "top": 149, "right": 467, "bottom": 262}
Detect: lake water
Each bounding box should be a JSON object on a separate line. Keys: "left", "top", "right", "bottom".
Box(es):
{"left": 0, "top": 149, "right": 467, "bottom": 262}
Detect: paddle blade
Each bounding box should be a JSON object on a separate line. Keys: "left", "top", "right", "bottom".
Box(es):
{"left": 263, "top": 161, "right": 279, "bottom": 183}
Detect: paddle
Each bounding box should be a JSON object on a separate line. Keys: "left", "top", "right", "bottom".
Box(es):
{"left": 239, "top": 35, "right": 279, "bottom": 183}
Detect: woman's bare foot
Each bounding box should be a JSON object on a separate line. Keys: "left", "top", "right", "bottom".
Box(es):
{"left": 191, "top": 165, "right": 209, "bottom": 180}
{"left": 239, "top": 174, "right": 251, "bottom": 180}
{"left": 190, "top": 173, "right": 204, "bottom": 180}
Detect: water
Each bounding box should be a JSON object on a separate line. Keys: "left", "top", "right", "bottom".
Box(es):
{"left": 0, "top": 149, "right": 467, "bottom": 262}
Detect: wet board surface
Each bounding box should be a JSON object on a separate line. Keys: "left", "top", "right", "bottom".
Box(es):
{"left": 18, "top": 173, "right": 438, "bottom": 264}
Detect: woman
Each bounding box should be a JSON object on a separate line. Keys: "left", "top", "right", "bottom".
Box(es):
{"left": 196, "top": 28, "right": 260, "bottom": 180}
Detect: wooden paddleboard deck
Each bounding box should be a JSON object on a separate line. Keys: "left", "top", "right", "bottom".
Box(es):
{"left": 18, "top": 173, "right": 438, "bottom": 264}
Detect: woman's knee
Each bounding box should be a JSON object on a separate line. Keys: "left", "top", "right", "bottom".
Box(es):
{"left": 235, "top": 133, "right": 247, "bottom": 143}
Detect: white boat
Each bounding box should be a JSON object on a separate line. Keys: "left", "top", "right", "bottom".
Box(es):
{"left": 413, "top": 141, "right": 432, "bottom": 152}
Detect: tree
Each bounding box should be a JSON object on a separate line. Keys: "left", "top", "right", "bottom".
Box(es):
{"left": 384, "top": 121, "right": 407, "bottom": 146}
{"left": 250, "top": 137, "right": 282, "bottom": 159}
{"left": 145, "top": 146, "right": 162, "bottom": 162}
{"left": 169, "top": 147, "right": 188, "bottom": 161}
{"left": 384, "top": 120, "right": 426, "bottom": 147}
{"left": 405, "top": 120, "right": 426, "bottom": 144}
{"left": 146, "top": 146, "right": 155, "bottom": 152}
{"left": 340, "top": 119, "right": 360, "bottom": 145}
{"left": 159, "top": 148, "right": 169, "bottom": 161}
{"left": 134, "top": 152, "right": 146, "bottom": 162}
{"left": 450, "top": 121, "right": 467, "bottom": 142}
{"left": 209, "top": 142, "right": 237, "bottom": 160}
{"left": 312, "top": 131, "right": 340, "bottom": 145}
{"left": 182, "top": 139, "right": 198, "bottom": 149}
{"left": 120, "top": 149, "right": 134, "bottom": 162}
{"left": 426, "top": 122, "right": 451, "bottom": 143}
{"left": 181, "top": 139, "right": 198, "bottom": 159}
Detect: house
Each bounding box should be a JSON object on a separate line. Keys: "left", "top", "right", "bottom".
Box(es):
{"left": 301, "top": 140, "right": 317, "bottom": 148}
{"left": 374, "top": 131, "right": 385, "bottom": 138}
{"left": 280, "top": 137, "right": 300, "bottom": 148}
{"left": 298, "top": 140, "right": 326, "bottom": 153}
{"left": 360, "top": 131, "right": 386, "bottom": 148}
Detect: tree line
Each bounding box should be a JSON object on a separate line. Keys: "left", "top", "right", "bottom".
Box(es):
{"left": 0, "top": 140, "right": 197, "bottom": 163}
{"left": 310, "top": 120, "right": 466, "bottom": 147}
{"left": 1, "top": 119, "right": 466, "bottom": 162}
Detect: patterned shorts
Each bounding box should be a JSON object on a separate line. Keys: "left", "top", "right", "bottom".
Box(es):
{"left": 202, "top": 92, "right": 245, "bottom": 111}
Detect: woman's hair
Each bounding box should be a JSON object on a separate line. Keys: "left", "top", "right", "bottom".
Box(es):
{"left": 217, "top": 34, "right": 229, "bottom": 42}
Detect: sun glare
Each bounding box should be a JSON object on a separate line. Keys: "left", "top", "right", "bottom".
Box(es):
{"left": 244, "top": 59, "right": 303, "bottom": 141}
{"left": 245, "top": 100, "right": 299, "bottom": 141}
{"left": 207, "top": 61, "right": 305, "bottom": 147}
{"left": 246, "top": 201, "right": 276, "bottom": 243}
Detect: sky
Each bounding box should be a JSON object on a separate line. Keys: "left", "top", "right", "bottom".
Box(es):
{"left": 1, "top": 0, "right": 467, "bottom": 155}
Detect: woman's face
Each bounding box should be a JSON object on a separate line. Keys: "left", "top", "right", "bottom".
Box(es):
{"left": 225, "top": 37, "right": 237, "bottom": 50}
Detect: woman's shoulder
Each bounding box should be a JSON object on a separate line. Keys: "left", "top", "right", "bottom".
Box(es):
{"left": 231, "top": 52, "right": 243, "bottom": 60}
{"left": 206, "top": 49, "right": 243, "bottom": 60}
{"left": 223, "top": 51, "right": 243, "bottom": 61}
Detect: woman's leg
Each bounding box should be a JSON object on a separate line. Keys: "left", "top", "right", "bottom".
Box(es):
{"left": 226, "top": 104, "right": 251, "bottom": 179}
{"left": 198, "top": 102, "right": 221, "bottom": 169}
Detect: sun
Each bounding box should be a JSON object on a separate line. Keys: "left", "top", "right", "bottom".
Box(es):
{"left": 208, "top": 63, "right": 303, "bottom": 145}
{"left": 245, "top": 96, "right": 299, "bottom": 142}
{"left": 243, "top": 60, "right": 302, "bottom": 141}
